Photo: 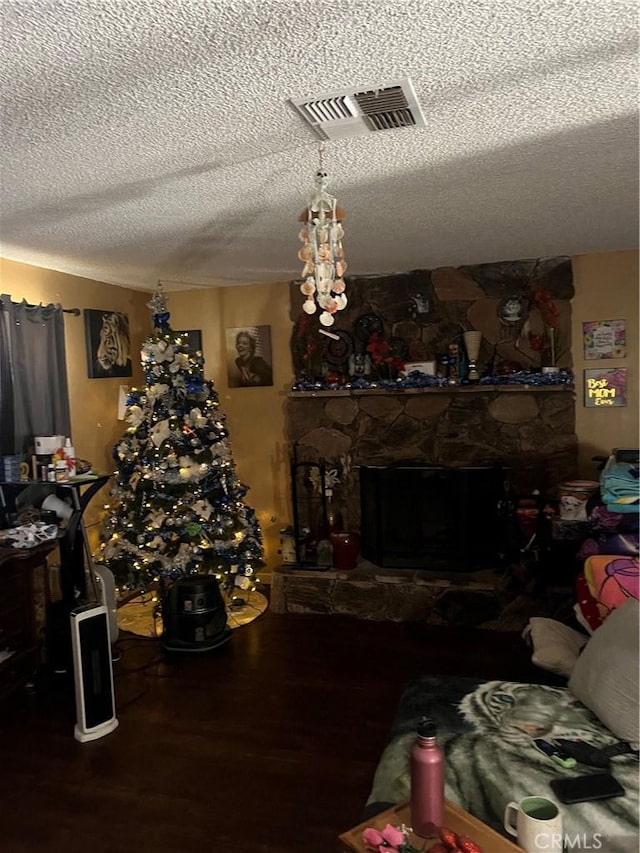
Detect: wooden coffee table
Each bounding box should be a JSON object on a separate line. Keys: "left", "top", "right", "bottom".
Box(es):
{"left": 339, "top": 800, "right": 524, "bottom": 852}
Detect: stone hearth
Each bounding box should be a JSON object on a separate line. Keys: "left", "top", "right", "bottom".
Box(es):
{"left": 270, "top": 562, "right": 574, "bottom": 631}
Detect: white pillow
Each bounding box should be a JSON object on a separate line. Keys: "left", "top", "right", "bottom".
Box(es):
{"left": 524, "top": 617, "right": 589, "bottom": 677}
{"left": 569, "top": 598, "right": 640, "bottom": 748}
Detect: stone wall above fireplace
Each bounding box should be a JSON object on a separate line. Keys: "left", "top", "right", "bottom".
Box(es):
{"left": 286, "top": 385, "right": 577, "bottom": 535}
{"left": 289, "top": 255, "right": 574, "bottom": 386}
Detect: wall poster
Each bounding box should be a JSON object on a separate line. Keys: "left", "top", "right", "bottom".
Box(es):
{"left": 584, "top": 368, "right": 627, "bottom": 407}
{"left": 225, "top": 325, "right": 273, "bottom": 387}
{"left": 174, "top": 329, "right": 202, "bottom": 353}
{"left": 84, "top": 309, "right": 132, "bottom": 378}
{"left": 582, "top": 319, "right": 626, "bottom": 360}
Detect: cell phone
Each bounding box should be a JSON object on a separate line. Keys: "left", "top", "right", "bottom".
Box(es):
{"left": 549, "top": 773, "right": 626, "bottom": 804}
{"left": 533, "top": 738, "right": 577, "bottom": 769}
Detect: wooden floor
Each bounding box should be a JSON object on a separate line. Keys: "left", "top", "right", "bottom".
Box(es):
{"left": 0, "top": 606, "right": 558, "bottom": 853}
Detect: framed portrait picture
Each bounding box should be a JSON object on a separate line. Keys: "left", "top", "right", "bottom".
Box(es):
{"left": 497, "top": 295, "right": 527, "bottom": 325}
{"left": 84, "top": 309, "right": 132, "bottom": 378}
{"left": 583, "top": 319, "right": 626, "bottom": 360}
{"left": 225, "top": 326, "right": 273, "bottom": 387}
{"left": 174, "top": 329, "right": 202, "bottom": 353}
{"left": 584, "top": 368, "right": 627, "bottom": 407}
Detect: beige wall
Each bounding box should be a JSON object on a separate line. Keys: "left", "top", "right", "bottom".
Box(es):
{"left": 168, "top": 282, "right": 294, "bottom": 576}
{"left": 0, "top": 258, "right": 151, "bottom": 475}
{"left": 3, "top": 251, "right": 637, "bottom": 574}
{"left": 572, "top": 251, "right": 639, "bottom": 476}
{"left": 0, "top": 260, "right": 292, "bottom": 574}
{"left": 0, "top": 258, "right": 150, "bottom": 528}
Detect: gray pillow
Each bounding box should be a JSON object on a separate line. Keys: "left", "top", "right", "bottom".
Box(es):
{"left": 525, "top": 617, "right": 588, "bottom": 677}
{"left": 568, "top": 597, "right": 639, "bottom": 748}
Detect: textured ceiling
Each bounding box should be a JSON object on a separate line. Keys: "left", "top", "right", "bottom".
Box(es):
{"left": 1, "top": 0, "right": 638, "bottom": 292}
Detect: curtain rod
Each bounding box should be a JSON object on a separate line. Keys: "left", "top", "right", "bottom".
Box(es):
{"left": 0, "top": 297, "right": 80, "bottom": 316}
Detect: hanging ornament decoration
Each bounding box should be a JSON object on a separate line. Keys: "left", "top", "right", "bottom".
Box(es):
{"left": 147, "top": 281, "right": 170, "bottom": 330}
{"left": 298, "top": 143, "right": 347, "bottom": 327}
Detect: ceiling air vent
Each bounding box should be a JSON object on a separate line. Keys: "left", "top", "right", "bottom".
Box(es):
{"left": 289, "top": 78, "right": 425, "bottom": 140}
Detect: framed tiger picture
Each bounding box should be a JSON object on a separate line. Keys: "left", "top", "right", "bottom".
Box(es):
{"left": 84, "top": 309, "right": 133, "bottom": 378}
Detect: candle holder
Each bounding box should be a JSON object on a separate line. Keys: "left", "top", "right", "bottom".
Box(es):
{"left": 463, "top": 331, "right": 482, "bottom": 381}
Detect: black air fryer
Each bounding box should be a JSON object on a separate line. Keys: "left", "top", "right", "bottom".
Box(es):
{"left": 162, "top": 575, "right": 230, "bottom": 653}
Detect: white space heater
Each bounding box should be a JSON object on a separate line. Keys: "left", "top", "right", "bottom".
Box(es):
{"left": 93, "top": 565, "right": 119, "bottom": 645}
{"left": 70, "top": 603, "right": 119, "bottom": 743}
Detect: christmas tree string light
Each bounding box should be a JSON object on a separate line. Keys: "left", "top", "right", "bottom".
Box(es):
{"left": 94, "top": 284, "right": 264, "bottom": 595}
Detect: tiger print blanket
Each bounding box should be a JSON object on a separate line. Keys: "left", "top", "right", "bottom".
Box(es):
{"left": 367, "top": 677, "right": 638, "bottom": 852}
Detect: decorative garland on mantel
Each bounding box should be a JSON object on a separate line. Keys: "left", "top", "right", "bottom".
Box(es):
{"left": 292, "top": 369, "right": 574, "bottom": 393}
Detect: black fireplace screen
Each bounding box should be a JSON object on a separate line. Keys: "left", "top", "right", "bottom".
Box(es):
{"left": 359, "top": 464, "right": 506, "bottom": 570}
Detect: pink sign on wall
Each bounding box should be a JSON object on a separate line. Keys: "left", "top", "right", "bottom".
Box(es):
{"left": 583, "top": 319, "right": 626, "bottom": 360}
{"left": 584, "top": 368, "right": 627, "bottom": 407}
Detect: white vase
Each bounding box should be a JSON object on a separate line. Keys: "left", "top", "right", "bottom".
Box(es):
{"left": 463, "top": 331, "right": 483, "bottom": 381}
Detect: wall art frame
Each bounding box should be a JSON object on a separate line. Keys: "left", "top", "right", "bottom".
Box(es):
{"left": 84, "top": 309, "right": 132, "bottom": 379}
{"left": 225, "top": 325, "right": 273, "bottom": 388}
{"left": 584, "top": 367, "right": 627, "bottom": 408}
{"left": 583, "top": 319, "right": 626, "bottom": 360}
{"left": 174, "top": 329, "right": 202, "bottom": 353}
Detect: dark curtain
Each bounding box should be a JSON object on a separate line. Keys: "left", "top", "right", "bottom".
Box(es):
{"left": 0, "top": 303, "right": 14, "bottom": 453}
{"left": 0, "top": 294, "right": 71, "bottom": 455}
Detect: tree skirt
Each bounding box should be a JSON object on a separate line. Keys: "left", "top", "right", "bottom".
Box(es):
{"left": 117, "top": 589, "right": 268, "bottom": 638}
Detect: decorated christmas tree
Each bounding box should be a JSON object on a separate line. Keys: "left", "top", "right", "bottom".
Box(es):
{"left": 95, "top": 290, "right": 264, "bottom": 596}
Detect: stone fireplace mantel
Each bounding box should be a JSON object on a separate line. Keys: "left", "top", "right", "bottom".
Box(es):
{"left": 286, "top": 383, "right": 578, "bottom": 548}
{"left": 287, "top": 385, "right": 577, "bottom": 485}
{"left": 289, "top": 385, "right": 574, "bottom": 398}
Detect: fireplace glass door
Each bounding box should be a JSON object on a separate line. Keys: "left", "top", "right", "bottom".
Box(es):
{"left": 359, "top": 464, "right": 505, "bottom": 570}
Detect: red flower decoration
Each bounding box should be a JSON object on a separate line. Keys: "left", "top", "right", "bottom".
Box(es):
{"left": 527, "top": 333, "right": 545, "bottom": 352}
{"left": 366, "top": 334, "right": 406, "bottom": 373}
{"left": 532, "top": 288, "right": 559, "bottom": 328}
{"left": 366, "top": 332, "right": 389, "bottom": 365}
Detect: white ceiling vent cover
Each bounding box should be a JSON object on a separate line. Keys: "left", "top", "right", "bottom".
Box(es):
{"left": 290, "top": 79, "right": 426, "bottom": 140}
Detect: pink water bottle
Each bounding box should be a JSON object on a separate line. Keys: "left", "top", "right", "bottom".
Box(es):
{"left": 410, "top": 716, "right": 444, "bottom": 837}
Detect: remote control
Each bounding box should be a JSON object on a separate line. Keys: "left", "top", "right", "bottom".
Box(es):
{"left": 533, "top": 738, "right": 577, "bottom": 769}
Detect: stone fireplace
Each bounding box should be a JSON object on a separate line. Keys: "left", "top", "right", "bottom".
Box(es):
{"left": 272, "top": 257, "right": 578, "bottom": 625}
{"left": 286, "top": 254, "right": 577, "bottom": 523}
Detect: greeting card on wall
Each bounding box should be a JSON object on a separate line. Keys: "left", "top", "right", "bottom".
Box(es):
{"left": 583, "top": 319, "right": 626, "bottom": 360}
{"left": 584, "top": 368, "right": 627, "bottom": 407}
{"left": 117, "top": 385, "right": 129, "bottom": 420}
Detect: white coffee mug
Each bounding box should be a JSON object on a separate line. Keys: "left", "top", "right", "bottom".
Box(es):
{"left": 504, "top": 796, "right": 562, "bottom": 852}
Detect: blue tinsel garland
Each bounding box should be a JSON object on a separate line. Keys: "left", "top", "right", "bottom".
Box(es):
{"left": 291, "top": 369, "right": 574, "bottom": 392}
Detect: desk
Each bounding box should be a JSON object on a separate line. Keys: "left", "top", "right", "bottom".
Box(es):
{"left": 0, "top": 541, "right": 57, "bottom": 700}
{"left": 0, "top": 476, "right": 110, "bottom": 673}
